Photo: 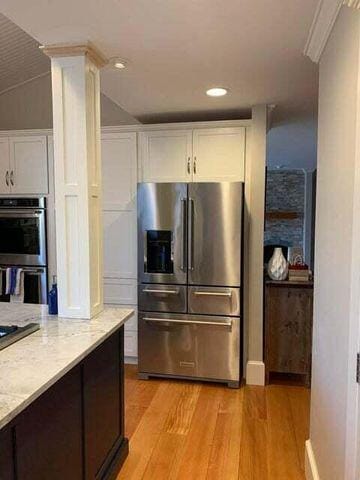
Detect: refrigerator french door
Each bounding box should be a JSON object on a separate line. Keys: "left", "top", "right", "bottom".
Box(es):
{"left": 138, "top": 182, "right": 243, "bottom": 387}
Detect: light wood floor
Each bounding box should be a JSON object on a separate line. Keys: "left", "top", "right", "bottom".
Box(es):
{"left": 118, "top": 365, "right": 310, "bottom": 480}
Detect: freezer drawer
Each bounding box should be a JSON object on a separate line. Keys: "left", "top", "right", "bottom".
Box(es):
{"left": 188, "top": 286, "right": 240, "bottom": 316}
{"left": 138, "top": 312, "right": 240, "bottom": 384}
{"left": 138, "top": 284, "right": 187, "bottom": 313}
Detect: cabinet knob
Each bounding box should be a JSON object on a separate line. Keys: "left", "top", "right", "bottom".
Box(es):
{"left": 5, "top": 171, "right": 9, "bottom": 187}
{"left": 10, "top": 170, "right": 14, "bottom": 186}
{"left": 187, "top": 157, "right": 191, "bottom": 174}
{"left": 193, "top": 156, "right": 197, "bottom": 174}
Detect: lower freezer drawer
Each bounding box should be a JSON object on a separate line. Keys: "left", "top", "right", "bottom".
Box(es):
{"left": 138, "top": 312, "right": 240, "bottom": 382}
{"left": 188, "top": 286, "right": 240, "bottom": 316}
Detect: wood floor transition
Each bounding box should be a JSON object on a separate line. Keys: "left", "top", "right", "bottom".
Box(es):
{"left": 118, "top": 365, "right": 310, "bottom": 480}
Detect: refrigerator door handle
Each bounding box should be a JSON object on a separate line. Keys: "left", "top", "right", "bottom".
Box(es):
{"left": 181, "top": 198, "right": 187, "bottom": 271}
{"left": 193, "top": 291, "right": 232, "bottom": 298}
{"left": 188, "top": 197, "right": 194, "bottom": 271}
{"left": 143, "top": 317, "right": 232, "bottom": 328}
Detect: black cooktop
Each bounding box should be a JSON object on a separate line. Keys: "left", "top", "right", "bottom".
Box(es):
{"left": 0, "top": 323, "right": 40, "bottom": 351}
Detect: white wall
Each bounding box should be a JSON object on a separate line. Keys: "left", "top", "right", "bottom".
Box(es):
{"left": 267, "top": 106, "right": 318, "bottom": 171}
{"left": 0, "top": 73, "right": 139, "bottom": 130}
{"left": 307, "top": 7, "right": 360, "bottom": 480}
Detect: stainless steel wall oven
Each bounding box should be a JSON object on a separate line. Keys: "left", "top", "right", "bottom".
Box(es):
{"left": 0, "top": 198, "right": 47, "bottom": 304}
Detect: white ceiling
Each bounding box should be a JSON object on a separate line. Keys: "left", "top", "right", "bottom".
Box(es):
{"left": 0, "top": 0, "right": 319, "bottom": 122}
{"left": 0, "top": 13, "right": 49, "bottom": 94}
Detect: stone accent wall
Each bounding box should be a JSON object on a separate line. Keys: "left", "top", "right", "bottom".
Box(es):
{"left": 265, "top": 170, "right": 305, "bottom": 250}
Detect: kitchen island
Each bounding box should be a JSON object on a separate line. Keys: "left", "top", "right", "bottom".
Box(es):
{"left": 0, "top": 303, "right": 133, "bottom": 480}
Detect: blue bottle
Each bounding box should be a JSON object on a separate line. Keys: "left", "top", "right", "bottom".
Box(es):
{"left": 48, "top": 276, "right": 58, "bottom": 315}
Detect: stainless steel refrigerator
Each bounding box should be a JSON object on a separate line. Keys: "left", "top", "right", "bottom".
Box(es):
{"left": 137, "top": 182, "right": 243, "bottom": 387}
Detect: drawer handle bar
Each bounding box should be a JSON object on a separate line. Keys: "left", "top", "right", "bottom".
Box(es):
{"left": 144, "top": 317, "right": 232, "bottom": 328}
{"left": 143, "top": 289, "right": 179, "bottom": 295}
{"left": 193, "top": 291, "right": 232, "bottom": 298}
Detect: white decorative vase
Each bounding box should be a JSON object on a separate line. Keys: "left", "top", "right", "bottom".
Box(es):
{"left": 267, "top": 247, "right": 288, "bottom": 281}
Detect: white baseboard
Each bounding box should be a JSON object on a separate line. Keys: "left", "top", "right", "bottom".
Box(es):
{"left": 125, "top": 356, "right": 138, "bottom": 365}
{"left": 246, "top": 360, "right": 265, "bottom": 386}
{"left": 305, "top": 440, "right": 320, "bottom": 480}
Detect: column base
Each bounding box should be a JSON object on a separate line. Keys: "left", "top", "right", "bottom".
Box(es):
{"left": 246, "top": 360, "right": 265, "bottom": 386}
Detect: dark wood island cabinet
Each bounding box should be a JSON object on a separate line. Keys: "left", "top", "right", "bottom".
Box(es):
{"left": 0, "top": 327, "right": 128, "bottom": 480}
{"left": 264, "top": 280, "right": 314, "bottom": 386}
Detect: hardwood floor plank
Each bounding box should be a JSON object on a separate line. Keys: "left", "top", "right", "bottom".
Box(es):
{"left": 170, "top": 384, "right": 223, "bottom": 480}
{"left": 164, "top": 383, "right": 201, "bottom": 435}
{"left": 239, "top": 386, "right": 269, "bottom": 480}
{"left": 266, "top": 385, "right": 304, "bottom": 480}
{"left": 206, "top": 387, "right": 244, "bottom": 480}
{"left": 125, "top": 404, "right": 148, "bottom": 438}
{"left": 287, "top": 387, "right": 311, "bottom": 472}
{"left": 142, "top": 432, "right": 186, "bottom": 480}
{"left": 117, "top": 382, "right": 183, "bottom": 480}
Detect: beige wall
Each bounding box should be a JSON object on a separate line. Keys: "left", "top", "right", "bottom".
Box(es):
{"left": 0, "top": 73, "right": 139, "bottom": 130}
{"left": 308, "top": 7, "right": 360, "bottom": 480}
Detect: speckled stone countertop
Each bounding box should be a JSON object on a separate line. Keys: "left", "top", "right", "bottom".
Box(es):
{"left": 0, "top": 304, "right": 134, "bottom": 430}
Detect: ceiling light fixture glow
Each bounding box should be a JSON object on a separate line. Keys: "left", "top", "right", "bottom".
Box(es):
{"left": 206, "top": 87, "right": 228, "bottom": 97}
{"left": 109, "top": 57, "right": 128, "bottom": 70}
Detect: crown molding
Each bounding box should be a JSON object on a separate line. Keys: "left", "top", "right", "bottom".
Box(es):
{"left": 344, "top": 0, "right": 360, "bottom": 8}
{"left": 304, "top": 0, "right": 342, "bottom": 63}
{"left": 40, "top": 42, "right": 108, "bottom": 68}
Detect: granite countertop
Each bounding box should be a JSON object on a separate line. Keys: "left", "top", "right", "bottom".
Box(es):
{"left": 0, "top": 303, "right": 134, "bottom": 430}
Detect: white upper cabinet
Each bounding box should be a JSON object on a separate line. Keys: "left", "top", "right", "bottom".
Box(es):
{"left": 139, "top": 126, "right": 246, "bottom": 183}
{"left": 192, "top": 127, "right": 245, "bottom": 182}
{"left": 0, "top": 139, "right": 10, "bottom": 195}
{"left": 102, "top": 132, "right": 137, "bottom": 210}
{"left": 139, "top": 130, "right": 193, "bottom": 182}
{"left": 8, "top": 136, "right": 48, "bottom": 194}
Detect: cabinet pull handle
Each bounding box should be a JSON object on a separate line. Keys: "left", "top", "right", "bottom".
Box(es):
{"left": 187, "top": 157, "right": 191, "bottom": 174}
{"left": 5, "top": 171, "right": 9, "bottom": 187}
{"left": 193, "top": 156, "right": 197, "bottom": 174}
{"left": 10, "top": 171, "right": 14, "bottom": 186}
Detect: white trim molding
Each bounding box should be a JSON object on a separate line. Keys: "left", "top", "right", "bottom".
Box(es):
{"left": 304, "top": 0, "right": 342, "bottom": 63}
{"left": 246, "top": 361, "right": 265, "bottom": 386}
{"left": 305, "top": 440, "right": 321, "bottom": 480}
{"left": 344, "top": 0, "right": 360, "bottom": 8}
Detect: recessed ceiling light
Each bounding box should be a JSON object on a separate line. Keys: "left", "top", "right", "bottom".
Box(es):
{"left": 109, "top": 57, "right": 128, "bottom": 70}
{"left": 206, "top": 87, "right": 228, "bottom": 97}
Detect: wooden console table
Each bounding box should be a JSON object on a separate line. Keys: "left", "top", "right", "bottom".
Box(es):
{"left": 264, "top": 279, "right": 314, "bottom": 386}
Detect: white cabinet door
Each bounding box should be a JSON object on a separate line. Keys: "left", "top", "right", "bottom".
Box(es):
{"left": 9, "top": 136, "right": 48, "bottom": 194}
{"left": 103, "top": 210, "right": 137, "bottom": 278}
{"left": 192, "top": 127, "right": 245, "bottom": 182}
{"left": 102, "top": 132, "right": 138, "bottom": 306}
{"left": 0, "top": 138, "right": 10, "bottom": 194}
{"left": 139, "top": 130, "right": 193, "bottom": 182}
{"left": 101, "top": 132, "right": 137, "bottom": 210}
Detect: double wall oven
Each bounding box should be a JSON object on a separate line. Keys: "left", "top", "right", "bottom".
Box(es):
{"left": 138, "top": 182, "right": 243, "bottom": 387}
{"left": 0, "top": 198, "right": 47, "bottom": 304}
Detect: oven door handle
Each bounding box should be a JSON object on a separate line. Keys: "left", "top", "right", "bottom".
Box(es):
{"left": 143, "top": 317, "right": 232, "bottom": 328}
{"left": 0, "top": 210, "right": 43, "bottom": 217}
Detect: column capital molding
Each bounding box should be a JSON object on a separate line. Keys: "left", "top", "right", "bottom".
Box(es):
{"left": 40, "top": 42, "right": 107, "bottom": 68}
{"left": 343, "top": 0, "right": 360, "bottom": 7}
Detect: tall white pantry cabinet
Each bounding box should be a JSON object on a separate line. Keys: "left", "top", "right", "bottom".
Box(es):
{"left": 0, "top": 122, "right": 248, "bottom": 361}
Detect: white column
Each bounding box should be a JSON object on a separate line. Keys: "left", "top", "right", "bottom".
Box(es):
{"left": 245, "top": 104, "right": 267, "bottom": 385}
{"left": 42, "top": 44, "right": 106, "bottom": 318}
